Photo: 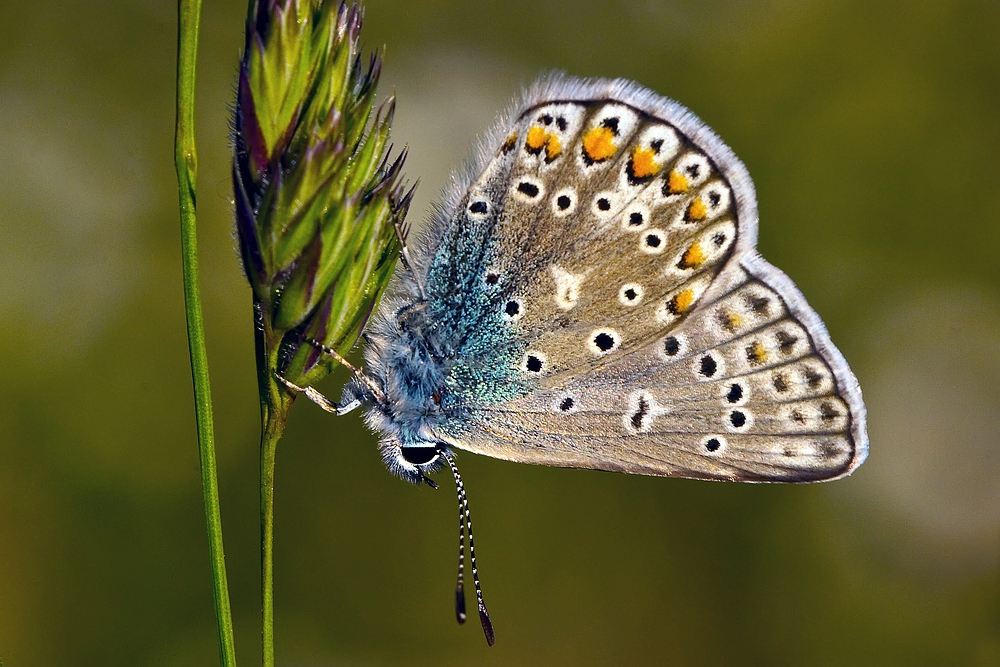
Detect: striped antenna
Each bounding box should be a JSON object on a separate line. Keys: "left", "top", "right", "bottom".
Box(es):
{"left": 442, "top": 449, "right": 495, "bottom": 646}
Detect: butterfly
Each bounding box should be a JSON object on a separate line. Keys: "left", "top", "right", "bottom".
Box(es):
{"left": 284, "top": 73, "right": 868, "bottom": 646}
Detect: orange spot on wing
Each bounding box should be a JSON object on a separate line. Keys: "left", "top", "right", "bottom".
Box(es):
{"left": 630, "top": 146, "right": 660, "bottom": 179}
{"left": 669, "top": 288, "right": 695, "bottom": 315}
{"left": 716, "top": 309, "right": 742, "bottom": 332}
{"left": 501, "top": 133, "right": 517, "bottom": 153}
{"left": 582, "top": 127, "right": 617, "bottom": 162}
{"left": 678, "top": 242, "right": 706, "bottom": 269}
{"left": 666, "top": 170, "right": 689, "bottom": 194}
{"left": 747, "top": 342, "right": 768, "bottom": 364}
{"left": 526, "top": 126, "right": 561, "bottom": 162}
{"left": 545, "top": 134, "right": 562, "bottom": 160}
{"left": 526, "top": 126, "right": 548, "bottom": 151}
{"left": 686, "top": 198, "right": 708, "bottom": 221}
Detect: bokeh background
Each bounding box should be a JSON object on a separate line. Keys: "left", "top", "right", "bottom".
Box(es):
{"left": 2, "top": 0, "right": 999, "bottom": 664}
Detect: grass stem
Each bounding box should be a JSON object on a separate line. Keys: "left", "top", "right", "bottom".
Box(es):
{"left": 175, "top": 0, "right": 238, "bottom": 664}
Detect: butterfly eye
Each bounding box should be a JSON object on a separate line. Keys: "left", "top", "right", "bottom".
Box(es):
{"left": 400, "top": 446, "right": 439, "bottom": 465}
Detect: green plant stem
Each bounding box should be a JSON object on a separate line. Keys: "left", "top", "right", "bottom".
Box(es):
{"left": 259, "top": 412, "right": 283, "bottom": 667}
{"left": 175, "top": 0, "right": 238, "bottom": 665}
{"left": 254, "top": 303, "right": 294, "bottom": 667}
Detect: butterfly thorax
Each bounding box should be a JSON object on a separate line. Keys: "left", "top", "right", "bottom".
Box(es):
{"left": 362, "top": 270, "right": 539, "bottom": 482}
{"left": 370, "top": 304, "right": 454, "bottom": 443}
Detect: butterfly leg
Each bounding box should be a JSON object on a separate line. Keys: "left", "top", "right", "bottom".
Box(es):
{"left": 302, "top": 338, "right": 386, "bottom": 404}
{"left": 391, "top": 210, "right": 427, "bottom": 301}
{"left": 274, "top": 373, "right": 361, "bottom": 415}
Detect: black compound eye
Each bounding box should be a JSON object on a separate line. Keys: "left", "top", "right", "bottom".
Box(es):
{"left": 400, "top": 446, "right": 438, "bottom": 465}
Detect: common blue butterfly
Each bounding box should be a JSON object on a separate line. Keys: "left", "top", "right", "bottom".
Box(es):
{"left": 284, "top": 73, "right": 868, "bottom": 645}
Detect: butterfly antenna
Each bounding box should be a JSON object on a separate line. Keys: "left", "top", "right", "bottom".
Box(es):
{"left": 442, "top": 449, "right": 495, "bottom": 646}
{"left": 303, "top": 337, "right": 385, "bottom": 404}
{"left": 453, "top": 468, "right": 467, "bottom": 625}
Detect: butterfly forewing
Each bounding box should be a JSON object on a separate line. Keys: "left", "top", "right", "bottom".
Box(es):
{"left": 471, "top": 101, "right": 739, "bottom": 378}
{"left": 408, "top": 75, "right": 866, "bottom": 483}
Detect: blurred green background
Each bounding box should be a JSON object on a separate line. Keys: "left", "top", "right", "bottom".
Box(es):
{"left": 2, "top": 0, "right": 999, "bottom": 664}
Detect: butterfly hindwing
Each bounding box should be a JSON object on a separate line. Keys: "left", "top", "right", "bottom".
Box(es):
{"left": 465, "top": 267, "right": 861, "bottom": 481}
{"left": 404, "top": 74, "right": 867, "bottom": 482}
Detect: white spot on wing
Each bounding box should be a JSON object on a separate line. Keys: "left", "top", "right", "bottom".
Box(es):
{"left": 512, "top": 176, "right": 545, "bottom": 202}
{"left": 591, "top": 190, "right": 621, "bottom": 220}
{"left": 702, "top": 435, "right": 728, "bottom": 455}
{"left": 618, "top": 283, "right": 644, "bottom": 306}
{"left": 639, "top": 124, "right": 681, "bottom": 164}
{"left": 621, "top": 202, "right": 651, "bottom": 231}
{"left": 640, "top": 229, "right": 666, "bottom": 254}
{"left": 501, "top": 298, "right": 523, "bottom": 322}
{"left": 551, "top": 265, "right": 585, "bottom": 310}
{"left": 588, "top": 328, "right": 621, "bottom": 356}
{"left": 673, "top": 152, "right": 712, "bottom": 189}
{"left": 520, "top": 350, "right": 548, "bottom": 375}
{"left": 623, "top": 390, "right": 668, "bottom": 434}
{"left": 551, "top": 187, "right": 577, "bottom": 216}
{"left": 553, "top": 393, "right": 579, "bottom": 414}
